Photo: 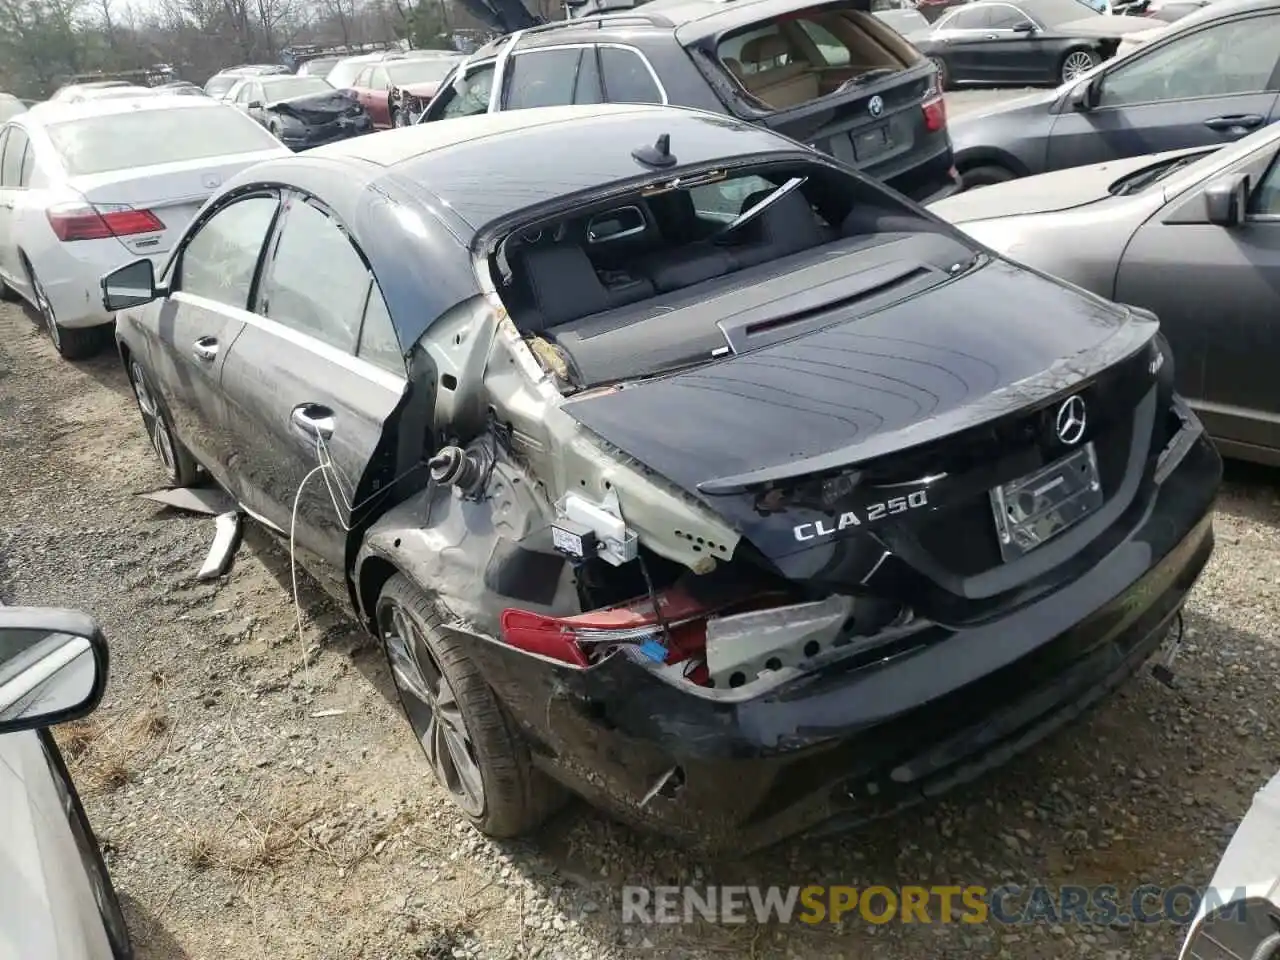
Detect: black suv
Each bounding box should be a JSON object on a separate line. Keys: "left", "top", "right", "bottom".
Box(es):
{"left": 428, "top": 0, "right": 959, "bottom": 202}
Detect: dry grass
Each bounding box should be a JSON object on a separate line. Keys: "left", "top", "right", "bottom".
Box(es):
{"left": 61, "top": 704, "right": 172, "bottom": 795}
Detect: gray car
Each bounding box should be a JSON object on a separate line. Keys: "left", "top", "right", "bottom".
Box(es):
{"left": 932, "top": 120, "right": 1280, "bottom": 463}
{"left": 948, "top": 0, "right": 1280, "bottom": 187}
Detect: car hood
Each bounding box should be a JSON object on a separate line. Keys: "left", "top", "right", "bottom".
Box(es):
{"left": 563, "top": 257, "right": 1151, "bottom": 499}
{"left": 268, "top": 90, "right": 357, "bottom": 120}
{"left": 398, "top": 80, "right": 444, "bottom": 97}
{"left": 932, "top": 147, "right": 1207, "bottom": 221}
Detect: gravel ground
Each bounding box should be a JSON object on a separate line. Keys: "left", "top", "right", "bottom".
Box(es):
{"left": 1, "top": 248, "right": 1278, "bottom": 959}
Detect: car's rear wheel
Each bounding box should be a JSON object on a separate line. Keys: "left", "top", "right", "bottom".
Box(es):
{"left": 127, "top": 358, "right": 199, "bottom": 487}
{"left": 961, "top": 165, "right": 1017, "bottom": 190}
{"left": 376, "top": 574, "right": 563, "bottom": 837}
{"left": 1060, "top": 48, "right": 1100, "bottom": 83}
{"left": 23, "top": 260, "right": 106, "bottom": 360}
{"left": 929, "top": 56, "right": 951, "bottom": 90}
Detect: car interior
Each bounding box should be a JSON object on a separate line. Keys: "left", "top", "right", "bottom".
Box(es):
{"left": 716, "top": 9, "right": 910, "bottom": 109}
{"left": 492, "top": 162, "right": 973, "bottom": 387}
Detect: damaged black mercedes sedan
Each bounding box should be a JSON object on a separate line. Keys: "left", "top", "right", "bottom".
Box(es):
{"left": 101, "top": 104, "right": 1220, "bottom": 852}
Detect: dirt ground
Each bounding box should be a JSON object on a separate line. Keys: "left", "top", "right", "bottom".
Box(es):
{"left": 2, "top": 295, "right": 1279, "bottom": 960}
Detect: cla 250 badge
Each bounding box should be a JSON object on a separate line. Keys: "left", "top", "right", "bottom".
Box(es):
{"left": 793, "top": 490, "right": 929, "bottom": 541}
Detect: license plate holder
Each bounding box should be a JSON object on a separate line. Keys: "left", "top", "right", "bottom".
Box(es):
{"left": 852, "top": 123, "right": 894, "bottom": 162}
{"left": 990, "top": 444, "right": 1103, "bottom": 562}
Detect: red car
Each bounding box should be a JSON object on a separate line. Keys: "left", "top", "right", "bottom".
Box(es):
{"left": 351, "top": 55, "right": 465, "bottom": 128}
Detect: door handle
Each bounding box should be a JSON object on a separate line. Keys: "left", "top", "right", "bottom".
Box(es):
{"left": 192, "top": 336, "right": 218, "bottom": 362}
{"left": 1204, "top": 114, "right": 1264, "bottom": 133}
{"left": 290, "top": 403, "right": 335, "bottom": 441}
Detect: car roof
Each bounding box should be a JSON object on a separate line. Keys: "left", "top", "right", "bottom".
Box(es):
{"left": 20, "top": 95, "right": 231, "bottom": 125}
{"left": 307, "top": 103, "right": 802, "bottom": 228}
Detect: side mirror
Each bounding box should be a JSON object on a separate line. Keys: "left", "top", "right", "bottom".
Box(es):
{"left": 1011, "top": 20, "right": 1037, "bottom": 32}
{"left": 1204, "top": 172, "right": 1250, "bottom": 226}
{"left": 101, "top": 257, "right": 158, "bottom": 312}
{"left": 1069, "top": 77, "right": 1097, "bottom": 111}
{"left": 247, "top": 100, "right": 263, "bottom": 109}
{"left": 0, "top": 607, "right": 108, "bottom": 734}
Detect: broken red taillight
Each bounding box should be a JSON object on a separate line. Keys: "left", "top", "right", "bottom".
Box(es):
{"left": 500, "top": 588, "right": 759, "bottom": 683}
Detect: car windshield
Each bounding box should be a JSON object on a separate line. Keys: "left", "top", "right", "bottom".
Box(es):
{"left": 261, "top": 76, "right": 332, "bottom": 99}
{"left": 386, "top": 60, "right": 460, "bottom": 85}
{"left": 46, "top": 107, "right": 281, "bottom": 175}
{"left": 326, "top": 60, "right": 368, "bottom": 89}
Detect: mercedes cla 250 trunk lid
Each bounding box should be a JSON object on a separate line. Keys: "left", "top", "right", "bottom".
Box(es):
{"left": 563, "top": 259, "right": 1163, "bottom": 622}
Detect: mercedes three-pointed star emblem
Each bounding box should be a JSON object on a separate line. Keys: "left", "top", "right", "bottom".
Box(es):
{"left": 1055, "top": 395, "right": 1087, "bottom": 445}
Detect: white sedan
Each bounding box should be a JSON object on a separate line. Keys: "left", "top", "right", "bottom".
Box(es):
{"left": 0, "top": 95, "right": 290, "bottom": 359}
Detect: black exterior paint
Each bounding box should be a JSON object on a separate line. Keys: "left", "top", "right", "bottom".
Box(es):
{"left": 115, "top": 107, "right": 1222, "bottom": 849}
{"left": 442, "top": 431, "right": 1217, "bottom": 851}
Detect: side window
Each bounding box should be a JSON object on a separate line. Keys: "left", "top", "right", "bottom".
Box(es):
{"left": 0, "top": 128, "right": 24, "bottom": 188}
{"left": 354, "top": 67, "right": 372, "bottom": 87}
{"left": 599, "top": 48, "right": 663, "bottom": 104}
{"left": 796, "top": 20, "right": 852, "bottom": 66}
{"left": 178, "top": 195, "right": 279, "bottom": 308}
{"left": 943, "top": 6, "right": 992, "bottom": 28}
{"left": 257, "top": 198, "right": 370, "bottom": 352}
{"left": 689, "top": 173, "right": 774, "bottom": 220}
{"left": 1251, "top": 151, "right": 1280, "bottom": 216}
{"left": 987, "top": 5, "right": 1033, "bottom": 28}
{"left": 358, "top": 283, "right": 405, "bottom": 373}
{"left": 1099, "top": 16, "right": 1280, "bottom": 107}
{"left": 506, "top": 50, "right": 583, "bottom": 110}
{"left": 439, "top": 64, "right": 495, "bottom": 119}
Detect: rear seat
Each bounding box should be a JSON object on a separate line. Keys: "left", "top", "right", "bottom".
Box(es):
{"left": 515, "top": 189, "right": 833, "bottom": 330}
{"left": 738, "top": 35, "right": 819, "bottom": 109}
{"left": 514, "top": 242, "right": 653, "bottom": 333}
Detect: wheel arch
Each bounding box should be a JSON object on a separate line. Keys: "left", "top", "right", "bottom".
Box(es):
{"left": 354, "top": 553, "right": 399, "bottom": 634}
{"left": 954, "top": 146, "right": 1030, "bottom": 179}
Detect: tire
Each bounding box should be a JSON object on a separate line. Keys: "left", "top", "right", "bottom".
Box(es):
{"left": 24, "top": 259, "right": 107, "bottom": 360}
{"left": 961, "top": 165, "right": 1017, "bottom": 190}
{"left": 390, "top": 106, "right": 404, "bottom": 128}
{"left": 1060, "top": 48, "right": 1100, "bottom": 84}
{"left": 377, "top": 574, "right": 564, "bottom": 838}
{"left": 126, "top": 357, "right": 200, "bottom": 487}
{"left": 929, "top": 56, "right": 951, "bottom": 91}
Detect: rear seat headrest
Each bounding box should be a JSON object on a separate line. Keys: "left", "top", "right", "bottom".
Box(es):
{"left": 741, "top": 35, "right": 792, "bottom": 66}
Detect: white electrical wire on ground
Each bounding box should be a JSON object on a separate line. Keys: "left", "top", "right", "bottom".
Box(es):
{"left": 286, "top": 430, "right": 426, "bottom": 694}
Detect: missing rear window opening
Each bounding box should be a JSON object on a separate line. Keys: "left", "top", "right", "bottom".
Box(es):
{"left": 488, "top": 159, "right": 972, "bottom": 389}
{"left": 716, "top": 3, "right": 913, "bottom": 111}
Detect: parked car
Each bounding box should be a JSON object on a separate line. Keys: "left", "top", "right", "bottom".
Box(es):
{"left": 63, "top": 86, "right": 160, "bottom": 104}
{"left": 0, "top": 604, "right": 128, "bottom": 959}
{"left": 1144, "top": 0, "right": 1218, "bottom": 18}
{"left": 420, "top": 0, "right": 959, "bottom": 203}
{"left": 946, "top": 0, "right": 1280, "bottom": 187}
{"left": 0, "top": 93, "right": 25, "bottom": 122}
{"left": 155, "top": 80, "right": 207, "bottom": 97}
{"left": 297, "top": 56, "right": 342, "bottom": 78}
{"left": 46, "top": 80, "right": 132, "bottom": 103}
{"left": 873, "top": 0, "right": 932, "bottom": 33}
{"left": 907, "top": 0, "right": 1142, "bottom": 88}
{"left": 326, "top": 51, "right": 408, "bottom": 90}
{"left": 203, "top": 64, "right": 291, "bottom": 100}
{"left": 933, "top": 120, "right": 1280, "bottom": 463}
{"left": 226, "top": 75, "right": 373, "bottom": 149}
{"left": 352, "top": 55, "right": 465, "bottom": 127}
{"left": 103, "top": 103, "right": 1219, "bottom": 852}
{"left": 0, "top": 95, "right": 289, "bottom": 359}
{"left": 1178, "top": 771, "right": 1280, "bottom": 960}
